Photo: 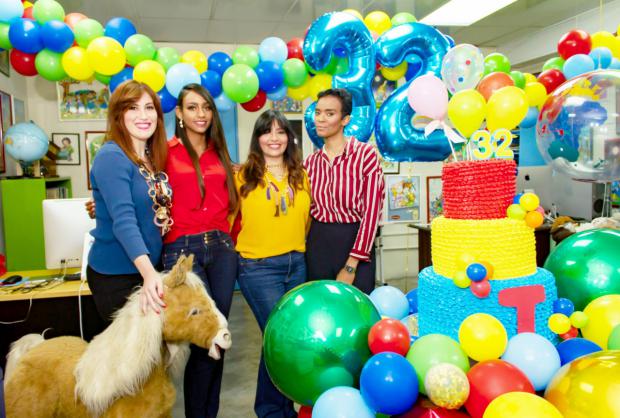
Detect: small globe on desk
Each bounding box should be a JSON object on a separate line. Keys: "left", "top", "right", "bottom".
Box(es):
{"left": 4, "top": 122, "right": 49, "bottom": 177}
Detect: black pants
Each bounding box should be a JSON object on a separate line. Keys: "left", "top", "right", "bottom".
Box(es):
{"left": 86, "top": 265, "right": 142, "bottom": 327}
{"left": 306, "top": 219, "right": 376, "bottom": 294}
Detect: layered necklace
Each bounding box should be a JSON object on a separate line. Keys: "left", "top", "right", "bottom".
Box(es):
{"left": 265, "top": 163, "right": 294, "bottom": 217}
{"left": 138, "top": 148, "right": 173, "bottom": 235}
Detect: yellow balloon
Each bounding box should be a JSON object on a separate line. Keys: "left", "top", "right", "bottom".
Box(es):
{"left": 62, "top": 46, "right": 94, "bottom": 81}
{"left": 288, "top": 78, "right": 311, "bottom": 101}
{"left": 86, "top": 36, "right": 126, "bottom": 76}
{"left": 548, "top": 313, "right": 571, "bottom": 334}
{"left": 181, "top": 50, "right": 208, "bottom": 73}
{"left": 484, "top": 392, "right": 563, "bottom": 418}
{"left": 424, "top": 363, "right": 469, "bottom": 409}
{"left": 23, "top": 1, "right": 33, "bottom": 7}
{"left": 486, "top": 86, "right": 528, "bottom": 132}
{"left": 364, "top": 11, "right": 392, "bottom": 35}
{"left": 448, "top": 89, "right": 486, "bottom": 138}
{"left": 309, "top": 74, "right": 332, "bottom": 101}
{"left": 545, "top": 351, "right": 620, "bottom": 417}
{"left": 342, "top": 8, "right": 363, "bottom": 20}
{"left": 380, "top": 61, "right": 407, "bottom": 81}
{"left": 591, "top": 31, "right": 620, "bottom": 58}
{"left": 582, "top": 294, "right": 620, "bottom": 349}
{"left": 524, "top": 82, "right": 547, "bottom": 107}
{"left": 133, "top": 60, "right": 166, "bottom": 92}
{"left": 523, "top": 73, "right": 537, "bottom": 84}
{"left": 458, "top": 313, "right": 507, "bottom": 361}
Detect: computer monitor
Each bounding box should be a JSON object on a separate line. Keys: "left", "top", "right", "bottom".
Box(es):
{"left": 42, "top": 198, "right": 96, "bottom": 269}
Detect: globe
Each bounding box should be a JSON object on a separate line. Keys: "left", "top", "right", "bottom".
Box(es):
{"left": 4, "top": 122, "right": 49, "bottom": 163}
{"left": 263, "top": 281, "right": 381, "bottom": 406}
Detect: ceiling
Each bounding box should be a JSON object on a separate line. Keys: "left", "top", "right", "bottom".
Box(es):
{"left": 59, "top": 0, "right": 612, "bottom": 50}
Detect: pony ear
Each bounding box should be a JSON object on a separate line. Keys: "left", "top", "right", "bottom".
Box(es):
{"left": 165, "top": 254, "right": 195, "bottom": 288}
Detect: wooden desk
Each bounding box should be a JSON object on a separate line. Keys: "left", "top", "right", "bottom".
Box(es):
{"left": 410, "top": 223, "right": 552, "bottom": 271}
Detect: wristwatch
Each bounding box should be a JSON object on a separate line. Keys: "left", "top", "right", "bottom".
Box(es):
{"left": 344, "top": 264, "right": 356, "bottom": 274}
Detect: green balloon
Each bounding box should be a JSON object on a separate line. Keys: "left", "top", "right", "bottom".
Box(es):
{"left": 544, "top": 229, "right": 620, "bottom": 311}
{"left": 510, "top": 70, "right": 526, "bottom": 89}
{"left": 0, "top": 23, "right": 12, "bottom": 50}
{"left": 608, "top": 325, "right": 620, "bottom": 349}
{"left": 391, "top": 12, "right": 417, "bottom": 26}
{"left": 124, "top": 34, "right": 156, "bottom": 67}
{"left": 155, "top": 47, "right": 180, "bottom": 71}
{"left": 94, "top": 72, "right": 111, "bottom": 85}
{"left": 405, "top": 334, "right": 470, "bottom": 395}
{"left": 73, "top": 19, "right": 104, "bottom": 49}
{"left": 263, "top": 281, "right": 380, "bottom": 405}
{"left": 35, "top": 49, "right": 67, "bottom": 81}
{"left": 33, "top": 0, "right": 65, "bottom": 25}
{"left": 542, "top": 56, "right": 565, "bottom": 72}
{"left": 222, "top": 64, "right": 259, "bottom": 103}
{"left": 484, "top": 52, "right": 511, "bottom": 75}
{"left": 282, "top": 58, "right": 307, "bottom": 88}
{"left": 232, "top": 45, "right": 259, "bottom": 68}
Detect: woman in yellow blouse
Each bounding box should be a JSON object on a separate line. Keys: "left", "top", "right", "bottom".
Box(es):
{"left": 235, "top": 109, "right": 310, "bottom": 418}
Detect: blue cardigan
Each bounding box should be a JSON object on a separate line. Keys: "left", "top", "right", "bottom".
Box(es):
{"left": 88, "top": 141, "right": 162, "bottom": 275}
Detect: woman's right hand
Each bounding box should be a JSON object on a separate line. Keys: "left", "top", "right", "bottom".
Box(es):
{"left": 85, "top": 199, "right": 96, "bottom": 219}
{"left": 140, "top": 271, "right": 166, "bottom": 314}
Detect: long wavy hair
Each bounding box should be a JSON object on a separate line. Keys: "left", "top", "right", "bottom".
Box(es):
{"left": 175, "top": 84, "right": 238, "bottom": 213}
{"left": 106, "top": 80, "right": 168, "bottom": 172}
{"left": 240, "top": 110, "right": 305, "bottom": 197}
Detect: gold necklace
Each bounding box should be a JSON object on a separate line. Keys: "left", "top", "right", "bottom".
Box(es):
{"left": 266, "top": 164, "right": 286, "bottom": 182}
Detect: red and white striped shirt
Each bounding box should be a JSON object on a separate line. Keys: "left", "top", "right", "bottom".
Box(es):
{"left": 304, "top": 138, "right": 385, "bottom": 261}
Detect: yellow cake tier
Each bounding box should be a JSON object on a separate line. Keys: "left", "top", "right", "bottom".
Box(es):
{"left": 431, "top": 216, "right": 537, "bottom": 280}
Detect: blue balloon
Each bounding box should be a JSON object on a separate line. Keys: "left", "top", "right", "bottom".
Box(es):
{"left": 589, "top": 47, "right": 612, "bottom": 69}
{"left": 556, "top": 338, "right": 602, "bottom": 366}
{"left": 374, "top": 23, "right": 451, "bottom": 162}
{"left": 609, "top": 58, "right": 620, "bottom": 70}
{"left": 258, "top": 37, "right": 288, "bottom": 65}
{"left": 109, "top": 67, "right": 134, "bottom": 93}
{"left": 0, "top": 0, "right": 23, "bottom": 22}
{"left": 214, "top": 93, "right": 234, "bottom": 112}
{"left": 266, "top": 84, "right": 287, "bottom": 101}
{"left": 200, "top": 70, "right": 222, "bottom": 97}
{"left": 502, "top": 332, "right": 561, "bottom": 391}
{"left": 40, "top": 21, "right": 74, "bottom": 53}
{"left": 104, "top": 17, "right": 137, "bottom": 46}
{"left": 303, "top": 12, "right": 376, "bottom": 147}
{"left": 406, "top": 289, "right": 418, "bottom": 314}
{"left": 466, "top": 263, "right": 487, "bottom": 282}
{"left": 255, "top": 60, "right": 284, "bottom": 93}
{"left": 520, "top": 106, "right": 539, "bottom": 128}
{"left": 405, "top": 58, "right": 423, "bottom": 81}
{"left": 9, "top": 18, "right": 43, "bottom": 54}
{"left": 513, "top": 193, "right": 523, "bottom": 204}
{"left": 163, "top": 109, "right": 176, "bottom": 140}
{"left": 562, "top": 54, "right": 595, "bottom": 80}
{"left": 166, "top": 63, "right": 201, "bottom": 98}
{"left": 208, "top": 51, "right": 233, "bottom": 76}
{"left": 313, "top": 387, "right": 374, "bottom": 418}
{"left": 553, "top": 298, "right": 575, "bottom": 316}
{"left": 360, "top": 352, "right": 418, "bottom": 415}
{"left": 157, "top": 87, "right": 177, "bottom": 114}
{"left": 369, "top": 286, "right": 409, "bottom": 319}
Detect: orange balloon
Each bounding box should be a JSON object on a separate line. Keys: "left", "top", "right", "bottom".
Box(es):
{"left": 477, "top": 72, "right": 514, "bottom": 101}
{"left": 525, "top": 211, "right": 544, "bottom": 228}
{"left": 65, "top": 12, "right": 87, "bottom": 29}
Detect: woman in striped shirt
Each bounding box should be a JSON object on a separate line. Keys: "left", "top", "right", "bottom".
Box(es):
{"left": 304, "top": 88, "right": 385, "bottom": 294}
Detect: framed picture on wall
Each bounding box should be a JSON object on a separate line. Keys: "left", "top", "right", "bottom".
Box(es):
{"left": 52, "top": 133, "right": 80, "bottom": 165}
{"left": 57, "top": 80, "right": 109, "bottom": 121}
{"left": 426, "top": 176, "right": 443, "bottom": 223}
{"left": 85, "top": 131, "right": 106, "bottom": 189}
{"left": 0, "top": 50, "right": 9, "bottom": 77}
{"left": 384, "top": 175, "right": 420, "bottom": 223}
{"left": 270, "top": 98, "right": 302, "bottom": 114}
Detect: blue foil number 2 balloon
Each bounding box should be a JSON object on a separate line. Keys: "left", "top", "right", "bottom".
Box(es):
{"left": 375, "top": 23, "right": 451, "bottom": 162}
{"left": 303, "top": 12, "right": 376, "bottom": 148}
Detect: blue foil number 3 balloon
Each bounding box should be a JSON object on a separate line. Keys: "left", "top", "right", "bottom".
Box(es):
{"left": 375, "top": 23, "right": 452, "bottom": 161}
{"left": 303, "top": 12, "right": 376, "bottom": 148}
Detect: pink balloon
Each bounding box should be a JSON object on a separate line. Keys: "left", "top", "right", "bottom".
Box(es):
{"left": 407, "top": 74, "right": 448, "bottom": 120}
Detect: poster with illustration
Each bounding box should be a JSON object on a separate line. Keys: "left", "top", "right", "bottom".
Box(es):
{"left": 57, "top": 80, "right": 109, "bottom": 121}
{"left": 427, "top": 176, "right": 444, "bottom": 222}
{"left": 85, "top": 131, "right": 106, "bottom": 189}
{"left": 385, "top": 175, "right": 420, "bottom": 222}
{"left": 372, "top": 73, "right": 396, "bottom": 108}
{"left": 52, "top": 133, "right": 80, "bottom": 165}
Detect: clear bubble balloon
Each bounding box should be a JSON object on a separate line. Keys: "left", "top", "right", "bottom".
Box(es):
{"left": 441, "top": 44, "right": 485, "bottom": 94}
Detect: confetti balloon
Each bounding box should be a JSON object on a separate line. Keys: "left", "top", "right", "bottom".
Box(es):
{"left": 441, "top": 44, "right": 485, "bottom": 94}
{"left": 424, "top": 363, "right": 470, "bottom": 409}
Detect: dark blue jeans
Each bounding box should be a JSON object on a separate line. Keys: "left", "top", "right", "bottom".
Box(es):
{"left": 162, "top": 230, "right": 237, "bottom": 418}
{"left": 237, "top": 251, "right": 306, "bottom": 418}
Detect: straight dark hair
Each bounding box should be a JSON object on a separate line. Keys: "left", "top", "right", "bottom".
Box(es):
{"left": 317, "top": 88, "right": 353, "bottom": 118}
{"left": 175, "top": 84, "right": 238, "bottom": 213}
{"left": 240, "top": 110, "right": 306, "bottom": 197}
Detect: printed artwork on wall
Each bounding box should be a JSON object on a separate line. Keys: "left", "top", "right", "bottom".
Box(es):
{"left": 58, "top": 80, "right": 109, "bottom": 121}
{"left": 52, "top": 133, "right": 80, "bottom": 165}
{"left": 385, "top": 175, "right": 420, "bottom": 223}
{"left": 427, "top": 176, "right": 444, "bottom": 223}
{"left": 270, "top": 98, "right": 303, "bottom": 114}
{"left": 85, "top": 131, "right": 106, "bottom": 189}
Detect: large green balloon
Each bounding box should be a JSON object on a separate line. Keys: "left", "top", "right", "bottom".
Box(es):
{"left": 542, "top": 56, "right": 565, "bottom": 72}
{"left": 0, "top": 23, "right": 12, "bottom": 50}
{"left": 264, "top": 281, "right": 380, "bottom": 406}
{"left": 73, "top": 19, "right": 104, "bottom": 49}
{"left": 544, "top": 228, "right": 620, "bottom": 310}
{"left": 484, "top": 52, "right": 511, "bottom": 75}
{"left": 222, "top": 64, "right": 259, "bottom": 103}
{"left": 124, "top": 34, "right": 156, "bottom": 67}
{"left": 155, "top": 47, "right": 180, "bottom": 71}
{"left": 232, "top": 45, "right": 259, "bottom": 68}
{"left": 282, "top": 58, "right": 307, "bottom": 88}
{"left": 32, "top": 0, "right": 65, "bottom": 25}
{"left": 35, "top": 49, "right": 67, "bottom": 81}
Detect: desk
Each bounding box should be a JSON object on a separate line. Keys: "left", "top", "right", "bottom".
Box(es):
{"left": 0, "top": 270, "right": 105, "bottom": 368}
{"left": 410, "top": 224, "right": 552, "bottom": 271}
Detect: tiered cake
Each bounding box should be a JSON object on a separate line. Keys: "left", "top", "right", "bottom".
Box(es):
{"left": 418, "top": 159, "right": 558, "bottom": 342}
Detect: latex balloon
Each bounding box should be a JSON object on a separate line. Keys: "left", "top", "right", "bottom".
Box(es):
{"left": 155, "top": 47, "right": 180, "bottom": 71}
{"left": 86, "top": 36, "right": 126, "bottom": 76}
{"left": 240, "top": 90, "right": 266, "bottom": 112}
{"left": 581, "top": 294, "right": 620, "bottom": 349}
{"left": 157, "top": 87, "right": 177, "bottom": 113}
{"left": 124, "top": 33, "right": 156, "bottom": 66}
{"left": 109, "top": 66, "right": 133, "bottom": 92}
{"left": 258, "top": 37, "right": 288, "bottom": 64}
{"left": 556, "top": 338, "right": 602, "bottom": 365}
{"left": 374, "top": 22, "right": 451, "bottom": 162}
{"left": 222, "top": 63, "right": 259, "bottom": 103}
{"left": 8, "top": 18, "right": 43, "bottom": 54}
{"left": 608, "top": 324, "right": 620, "bottom": 349}
{"left": 542, "top": 56, "right": 565, "bottom": 72}
{"left": 369, "top": 285, "right": 409, "bottom": 319}
{"left": 484, "top": 392, "right": 562, "bottom": 418}
{"left": 61, "top": 46, "right": 93, "bottom": 80}
{"left": 64, "top": 12, "right": 87, "bottom": 29}
{"left": 509, "top": 70, "right": 526, "bottom": 89}
{"left": 545, "top": 351, "right": 620, "bottom": 417}
{"left": 34, "top": 49, "right": 66, "bottom": 81}
{"left": 263, "top": 281, "right": 380, "bottom": 405}
{"left": 181, "top": 50, "right": 208, "bottom": 73}
{"left": 166, "top": 62, "right": 201, "bottom": 98}
{"left": 104, "top": 17, "right": 136, "bottom": 46}
{"left": 133, "top": 60, "right": 166, "bottom": 92}
{"left": 424, "top": 363, "right": 469, "bottom": 410}
{"left": 214, "top": 93, "right": 234, "bottom": 112}
{"left": 32, "top": 0, "right": 64, "bottom": 24}
{"left": 407, "top": 73, "right": 448, "bottom": 119}
{"left": 208, "top": 51, "right": 233, "bottom": 76}
{"left": 537, "top": 69, "right": 566, "bottom": 94}
{"left": 255, "top": 60, "right": 284, "bottom": 93}
{"left": 286, "top": 37, "right": 304, "bottom": 61}
{"left": 486, "top": 86, "right": 528, "bottom": 131}
{"left": 477, "top": 72, "right": 514, "bottom": 101}
{"left": 232, "top": 45, "right": 259, "bottom": 68}
{"left": 544, "top": 229, "right": 620, "bottom": 310}
{"left": 557, "top": 29, "right": 592, "bottom": 60}
{"left": 312, "top": 387, "right": 375, "bottom": 418}
{"left": 0, "top": 0, "right": 23, "bottom": 22}
{"left": 458, "top": 313, "right": 507, "bottom": 362}
{"left": 10, "top": 48, "right": 36, "bottom": 76}
{"left": 368, "top": 318, "right": 411, "bottom": 356}
{"left": 524, "top": 81, "right": 547, "bottom": 107}
{"left": 519, "top": 106, "right": 538, "bottom": 128}
{"left": 303, "top": 12, "right": 376, "bottom": 147}
{"left": 364, "top": 11, "right": 392, "bottom": 35}
{"left": 589, "top": 47, "right": 613, "bottom": 68}
{"left": 40, "top": 20, "right": 73, "bottom": 53}
{"left": 501, "top": 333, "right": 561, "bottom": 391}
{"left": 73, "top": 18, "right": 103, "bottom": 48}
{"left": 395, "top": 399, "right": 471, "bottom": 418}
{"left": 200, "top": 70, "right": 222, "bottom": 97}
{"left": 447, "top": 89, "right": 486, "bottom": 138}
{"left": 266, "top": 84, "right": 287, "bottom": 101}
{"left": 441, "top": 44, "right": 485, "bottom": 94}
{"left": 281, "top": 58, "right": 307, "bottom": 88}
{"left": 562, "top": 53, "right": 595, "bottom": 79}
{"left": 484, "top": 53, "right": 510, "bottom": 74}
{"left": 392, "top": 12, "right": 417, "bottom": 26}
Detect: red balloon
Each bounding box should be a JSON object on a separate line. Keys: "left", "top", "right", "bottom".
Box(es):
{"left": 470, "top": 279, "right": 491, "bottom": 298}
{"left": 464, "top": 360, "right": 534, "bottom": 418}
{"left": 10, "top": 49, "right": 37, "bottom": 76}
{"left": 537, "top": 69, "right": 566, "bottom": 94}
{"left": 287, "top": 37, "right": 304, "bottom": 61}
{"left": 559, "top": 326, "right": 579, "bottom": 340}
{"left": 476, "top": 72, "right": 514, "bottom": 101}
{"left": 65, "top": 12, "right": 88, "bottom": 29}
{"left": 395, "top": 398, "right": 472, "bottom": 417}
{"left": 298, "top": 405, "right": 312, "bottom": 418}
{"left": 557, "top": 29, "right": 591, "bottom": 60}
{"left": 241, "top": 90, "right": 267, "bottom": 112}
{"left": 22, "top": 6, "right": 33, "bottom": 19}
{"left": 368, "top": 318, "right": 411, "bottom": 356}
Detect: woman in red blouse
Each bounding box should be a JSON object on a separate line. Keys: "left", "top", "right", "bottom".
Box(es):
{"left": 164, "top": 83, "right": 238, "bottom": 418}
{"left": 304, "top": 88, "right": 385, "bottom": 294}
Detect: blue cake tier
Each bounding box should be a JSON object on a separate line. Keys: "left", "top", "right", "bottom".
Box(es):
{"left": 418, "top": 266, "right": 558, "bottom": 343}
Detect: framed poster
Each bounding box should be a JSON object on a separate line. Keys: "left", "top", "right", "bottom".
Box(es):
{"left": 0, "top": 90, "right": 12, "bottom": 174}
{"left": 85, "top": 131, "right": 106, "bottom": 189}
{"left": 385, "top": 175, "right": 420, "bottom": 223}
{"left": 57, "top": 80, "right": 109, "bottom": 121}
{"left": 52, "top": 133, "right": 80, "bottom": 165}
{"left": 426, "top": 176, "right": 444, "bottom": 222}
{"left": 270, "top": 97, "right": 303, "bottom": 114}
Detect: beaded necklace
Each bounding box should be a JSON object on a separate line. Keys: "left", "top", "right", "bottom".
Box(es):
{"left": 265, "top": 169, "right": 294, "bottom": 217}
{"left": 138, "top": 149, "right": 174, "bottom": 235}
